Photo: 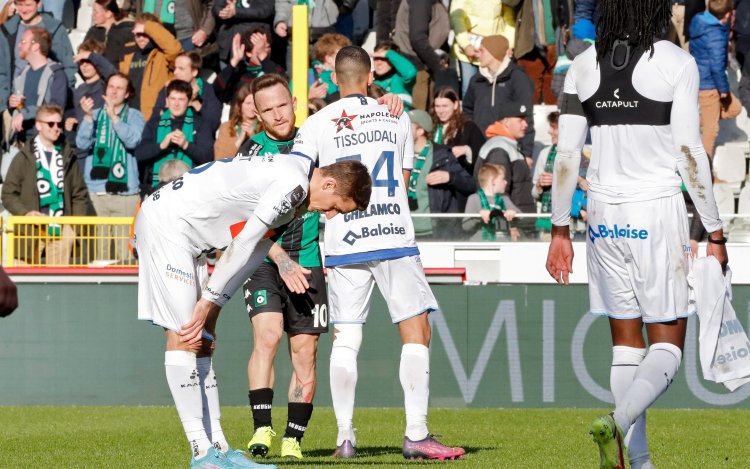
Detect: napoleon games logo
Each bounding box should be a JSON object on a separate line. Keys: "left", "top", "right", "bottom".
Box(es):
{"left": 332, "top": 110, "right": 358, "bottom": 132}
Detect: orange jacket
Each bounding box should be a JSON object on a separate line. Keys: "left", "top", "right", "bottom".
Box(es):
{"left": 119, "top": 21, "right": 182, "bottom": 121}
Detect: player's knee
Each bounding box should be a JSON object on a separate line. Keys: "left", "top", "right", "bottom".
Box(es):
{"left": 649, "top": 342, "right": 683, "bottom": 367}
{"left": 331, "top": 323, "right": 363, "bottom": 354}
{"left": 256, "top": 328, "right": 283, "bottom": 353}
{"left": 612, "top": 346, "right": 646, "bottom": 366}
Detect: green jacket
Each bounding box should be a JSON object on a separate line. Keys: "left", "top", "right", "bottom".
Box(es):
{"left": 373, "top": 50, "right": 418, "bottom": 108}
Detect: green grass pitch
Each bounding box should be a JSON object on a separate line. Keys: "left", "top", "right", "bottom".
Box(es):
{"left": 1, "top": 407, "right": 748, "bottom": 468}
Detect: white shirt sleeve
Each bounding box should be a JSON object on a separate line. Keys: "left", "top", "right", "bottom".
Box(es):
{"left": 292, "top": 118, "right": 320, "bottom": 162}
{"left": 551, "top": 67, "right": 588, "bottom": 227}
{"left": 202, "top": 214, "right": 274, "bottom": 307}
{"left": 671, "top": 58, "right": 723, "bottom": 233}
{"left": 401, "top": 113, "right": 415, "bottom": 170}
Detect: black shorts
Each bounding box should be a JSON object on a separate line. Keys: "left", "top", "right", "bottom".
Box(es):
{"left": 243, "top": 262, "right": 329, "bottom": 334}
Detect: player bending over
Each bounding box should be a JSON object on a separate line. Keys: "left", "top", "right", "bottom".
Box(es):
{"left": 135, "top": 155, "right": 371, "bottom": 469}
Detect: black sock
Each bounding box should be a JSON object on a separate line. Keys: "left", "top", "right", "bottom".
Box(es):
{"left": 248, "top": 388, "right": 274, "bottom": 429}
{"left": 284, "top": 402, "right": 313, "bottom": 441}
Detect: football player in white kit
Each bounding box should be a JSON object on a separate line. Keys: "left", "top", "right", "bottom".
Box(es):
{"left": 134, "top": 155, "right": 371, "bottom": 469}
{"left": 546, "top": 1, "right": 729, "bottom": 468}
{"left": 292, "top": 46, "right": 465, "bottom": 460}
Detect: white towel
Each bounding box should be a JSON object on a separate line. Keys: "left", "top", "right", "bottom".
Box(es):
{"left": 688, "top": 257, "right": 750, "bottom": 391}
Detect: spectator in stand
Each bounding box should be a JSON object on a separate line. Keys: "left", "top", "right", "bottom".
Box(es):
{"left": 431, "top": 86, "right": 485, "bottom": 185}
{"left": 136, "top": 79, "right": 213, "bottom": 188}
{"left": 213, "top": 0, "right": 272, "bottom": 66}
{"left": 9, "top": 27, "right": 68, "bottom": 140}
{"left": 374, "top": 0, "right": 399, "bottom": 42}
{"left": 83, "top": 0, "right": 136, "bottom": 68}
{"left": 507, "top": 0, "right": 559, "bottom": 105}
{"left": 531, "top": 111, "right": 558, "bottom": 234}
{"left": 449, "top": 0, "right": 516, "bottom": 97}
{"left": 65, "top": 39, "right": 117, "bottom": 140}
{"left": 120, "top": 14, "right": 182, "bottom": 122}
{"left": 1, "top": 104, "right": 89, "bottom": 265}
{"left": 310, "top": 32, "right": 351, "bottom": 100}
{"left": 213, "top": 25, "right": 285, "bottom": 104}
{"left": 136, "top": 0, "right": 216, "bottom": 53}
{"left": 372, "top": 40, "right": 418, "bottom": 110}
{"left": 76, "top": 73, "right": 145, "bottom": 262}
{"left": 0, "top": 0, "right": 76, "bottom": 88}
{"left": 475, "top": 101, "right": 535, "bottom": 222}
{"left": 274, "top": 0, "right": 347, "bottom": 64}
{"left": 407, "top": 109, "right": 477, "bottom": 240}
{"left": 463, "top": 164, "right": 519, "bottom": 241}
{"left": 463, "top": 34, "right": 535, "bottom": 160}
{"left": 392, "top": 0, "right": 453, "bottom": 110}
{"left": 152, "top": 51, "right": 221, "bottom": 134}
{"left": 214, "top": 82, "right": 260, "bottom": 159}
{"left": 689, "top": 0, "right": 734, "bottom": 159}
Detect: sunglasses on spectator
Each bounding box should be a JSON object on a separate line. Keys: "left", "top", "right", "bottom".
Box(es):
{"left": 372, "top": 57, "right": 388, "bottom": 62}
{"left": 40, "top": 121, "right": 62, "bottom": 128}
{"left": 134, "top": 33, "right": 148, "bottom": 38}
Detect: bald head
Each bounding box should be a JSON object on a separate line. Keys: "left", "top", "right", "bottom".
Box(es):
{"left": 334, "top": 46, "right": 372, "bottom": 87}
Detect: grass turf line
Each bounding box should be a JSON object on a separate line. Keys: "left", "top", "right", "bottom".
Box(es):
{"left": 0, "top": 407, "right": 748, "bottom": 468}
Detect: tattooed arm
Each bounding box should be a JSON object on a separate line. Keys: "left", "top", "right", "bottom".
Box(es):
{"left": 267, "top": 243, "right": 311, "bottom": 294}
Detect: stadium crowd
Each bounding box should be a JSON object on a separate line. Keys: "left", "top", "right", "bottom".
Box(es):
{"left": 0, "top": 0, "right": 745, "bottom": 264}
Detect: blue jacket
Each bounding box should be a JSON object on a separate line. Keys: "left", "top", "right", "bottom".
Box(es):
{"left": 689, "top": 11, "right": 730, "bottom": 93}
{"left": 76, "top": 107, "right": 145, "bottom": 196}
{"left": 0, "top": 13, "right": 76, "bottom": 88}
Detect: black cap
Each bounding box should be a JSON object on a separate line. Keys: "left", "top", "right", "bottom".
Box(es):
{"left": 497, "top": 101, "right": 531, "bottom": 120}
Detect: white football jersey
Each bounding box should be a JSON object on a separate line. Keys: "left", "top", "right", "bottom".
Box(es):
{"left": 139, "top": 154, "right": 311, "bottom": 256}
{"left": 293, "top": 94, "right": 418, "bottom": 266}
{"left": 563, "top": 41, "right": 694, "bottom": 203}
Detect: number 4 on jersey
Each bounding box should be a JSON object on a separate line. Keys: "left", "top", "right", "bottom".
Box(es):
{"left": 338, "top": 151, "right": 398, "bottom": 197}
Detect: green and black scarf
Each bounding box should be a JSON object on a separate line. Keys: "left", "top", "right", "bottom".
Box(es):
{"left": 33, "top": 137, "right": 65, "bottom": 236}
{"left": 477, "top": 188, "right": 506, "bottom": 241}
{"left": 143, "top": 0, "right": 174, "bottom": 24}
{"left": 90, "top": 105, "right": 130, "bottom": 193}
{"left": 536, "top": 144, "right": 557, "bottom": 231}
{"left": 407, "top": 142, "right": 431, "bottom": 210}
{"left": 152, "top": 108, "right": 195, "bottom": 186}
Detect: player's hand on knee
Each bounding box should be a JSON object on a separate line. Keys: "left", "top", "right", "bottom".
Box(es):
{"left": 180, "top": 299, "right": 219, "bottom": 345}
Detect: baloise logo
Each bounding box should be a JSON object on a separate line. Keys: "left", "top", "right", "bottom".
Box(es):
{"left": 343, "top": 223, "right": 407, "bottom": 245}
{"left": 588, "top": 224, "right": 649, "bottom": 243}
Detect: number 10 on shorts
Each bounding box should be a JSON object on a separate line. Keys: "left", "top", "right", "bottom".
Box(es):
{"left": 312, "top": 304, "right": 328, "bottom": 328}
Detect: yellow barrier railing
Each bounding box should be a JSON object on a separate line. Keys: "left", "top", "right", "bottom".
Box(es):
{"left": 5, "top": 216, "right": 136, "bottom": 267}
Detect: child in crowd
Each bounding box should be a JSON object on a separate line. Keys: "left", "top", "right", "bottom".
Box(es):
{"left": 372, "top": 40, "right": 418, "bottom": 109}
{"left": 310, "top": 33, "right": 352, "bottom": 99}
{"left": 463, "top": 164, "right": 518, "bottom": 241}
{"left": 689, "top": 0, "right": 734, "bottom": 158}
{"left": 532, "top": 111, "right": 559, "bottom": 234}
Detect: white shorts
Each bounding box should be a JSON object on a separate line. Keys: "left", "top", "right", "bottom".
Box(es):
{"left": 327, "top": 255, "right": 439, "bottom": 324}
{"left": 586, "top": 193, "right": 691, "bottom": 323}
{"left": 135, "top": 214, "right": 209, "bottom": 334}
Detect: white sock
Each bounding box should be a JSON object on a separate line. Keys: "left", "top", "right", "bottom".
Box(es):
{"left": 400, "top": 343, "right": 430, "bottom": 441}
{"left": 330, "top": 324, "right": 361, "bottom": 446}
{"left": 197, "top": 357, "right": 228, "bottom": 453}
{"left": 613, "top": 343, "right": 682, "bottom": 435}
{"left": 611, "top": 346, "right": 650, "bottom": 464}
{"left": 165, "top": 351, "right": 211, "bottom": 458}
